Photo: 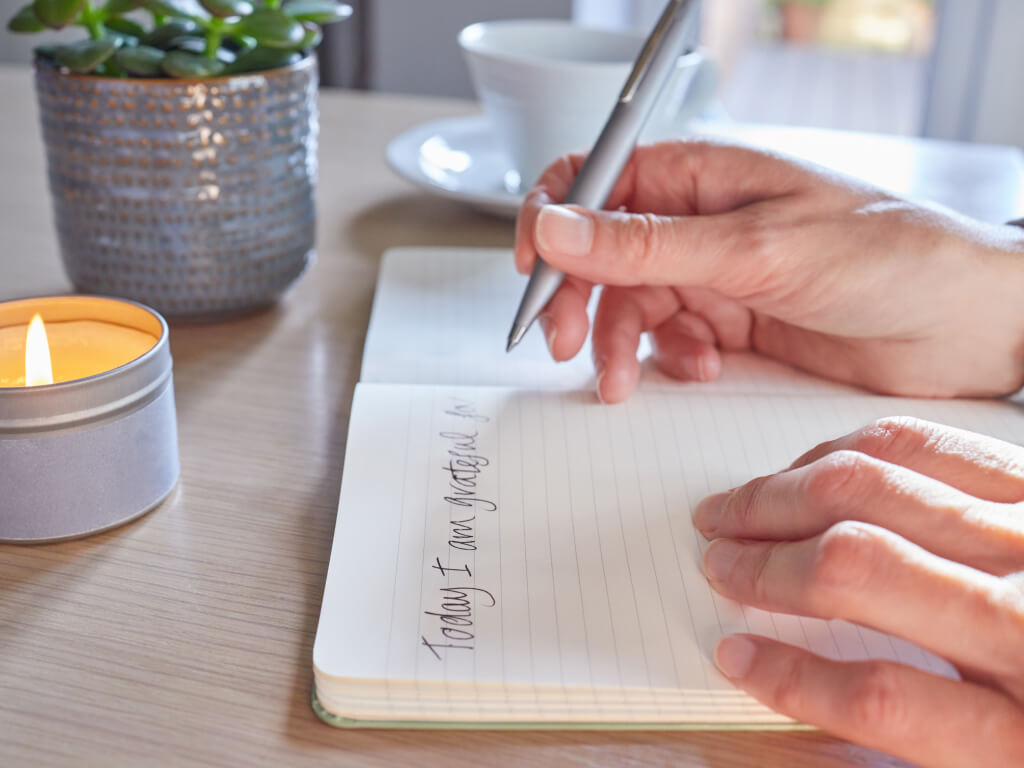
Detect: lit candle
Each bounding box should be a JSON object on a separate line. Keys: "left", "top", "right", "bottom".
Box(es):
{"left": 25, "top": 314, "right": 53, "bottom": 387}
{"left": 0, "top": 296, "right": 179, "bottom": 543}
{"left": 0, "top": 302, "right": 158, "bottom": 388}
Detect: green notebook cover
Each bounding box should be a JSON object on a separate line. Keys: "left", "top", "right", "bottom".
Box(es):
{"left": 310, "top": 689, "right": 812, "bottom": 731}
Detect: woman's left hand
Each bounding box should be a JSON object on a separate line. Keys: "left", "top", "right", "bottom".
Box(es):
{"left": 693, "top": 416, "right": 1024, "bottom": 768}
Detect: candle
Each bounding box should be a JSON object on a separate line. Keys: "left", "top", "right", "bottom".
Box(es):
{"left": 0, "top": 296, "right": 179, "bottom": 543}
{"left": 0, "top": 299, "right": 159, "bottom": 387}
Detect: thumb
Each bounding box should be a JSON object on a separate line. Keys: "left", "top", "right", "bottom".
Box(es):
{"left": 534, "top": 203, "right": 770, "bottom": 297}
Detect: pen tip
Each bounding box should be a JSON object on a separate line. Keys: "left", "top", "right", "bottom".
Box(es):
{"left": 506, "top": 324, "right": 527, "bottom": 353}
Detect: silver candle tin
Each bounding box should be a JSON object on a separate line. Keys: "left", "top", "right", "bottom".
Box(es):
{"left": 0, "top": 297, "right": 179, "bottom": 543}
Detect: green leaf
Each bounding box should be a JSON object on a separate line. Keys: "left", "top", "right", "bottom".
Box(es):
{"left": 224, "top": 46, "right": 299, "bottom": 74}
{"left": 236, "top": 9, "right": 303, "bottom": 48}
{"left": 8, "top": 3, "right": 46, "bottom": 32}
{"left": 33, "top": 43, "right": 62, "bottom": 58}
{"left": 140, "top": 0, "right": 201, "bottom": 19}
{"left": 169, "top": 35, "right": 235, "bottom": 62}
{"left": 104, "top": 30, "right": 138, "bottom": 46}
{"left": 32, "top": 0, "right": 82, "bottom": 29}
{"left": 282, "top": 0, "right": 349, "bottom": 24}
{"left": 221, "top": 33, "right": 256, "bottom": 52}
{"left": 103, "top": 0, "right": 141, "bottom": 12}
{"left": 161, "top": 49, "right": 225, "bottom": 77}
{"left": 199, "top": 0, "right": 251, "bottom": 18}
{"left": 104, "top": 15, "right": 146, "bottom": 37}
{"left": 114, "top": 44, "right": 166, "bottom": 75}
{"left": 54, "top": 37, "right": 119, "bottom": 72}
{"left": 297, "top": 20, "right": 320, "bottom": 49}
{"left": 140, "top": 19, "right": 198, "bottom": 47}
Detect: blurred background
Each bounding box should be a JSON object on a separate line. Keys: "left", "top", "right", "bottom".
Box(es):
{"left": 3, "top": 0, "right": 1021, "bottom": 147}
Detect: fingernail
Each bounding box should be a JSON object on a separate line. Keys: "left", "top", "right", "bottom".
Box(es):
{"left": 695, "top": 355, "right": 708, "bottom": 382}
{"left": 715, "top": 636, "right": 757, "bottom": 680}
{"left": 702, "top": 538, "right": 742, "bottom": 583}
{"left": 538, "top": 314, "right": 557, "bottom": 355}
{"left": 595, "top": 366, "right": 607, "bottom": 404}
{"left": 536, "top": 205, "right": 594, "bottom": 257}
{"left": 693, "top": 493, "right": 727, "bottom": 537}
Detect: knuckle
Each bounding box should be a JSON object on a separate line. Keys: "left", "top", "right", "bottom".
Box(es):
{"left": 552, "top": 154, "right": 577, "bottom": 181}
{"left": 989, "top": 583, "right": 1024, "bottom": 672}
{"left": 844, "top": 662, "right": 909, "bottom": 734}
{"left": 852, "top": 416, "right": 934, "bottom": 462}
{"left": 725, "top": 476, "right": 770, "bottom": 529}
{"left": 769, "top": 652, "right": 810, "bottom": 716}
{"left": 735, "top": 207, "right": 774, "bottom": 260}
{"left": 811, "top": 521, "right": 883, "bottom": 597}
{"left": 726, "top": 209, "right": 789, "bottom": 298}
{"left": 604, "top": 322, "right": 638, "bottom": 353}
{"left": 803, "top": 450, "right": 876, "bottom": 510}
{"left": 749, "top": 542, "right": 782, "bottom": 607}
{"left": 621, "top": 213, "right": 661, "bottom": 274}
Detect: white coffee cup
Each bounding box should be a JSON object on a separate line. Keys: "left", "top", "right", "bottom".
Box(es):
{"left": 458, "top": 19, "right": 717, "bottom": 191}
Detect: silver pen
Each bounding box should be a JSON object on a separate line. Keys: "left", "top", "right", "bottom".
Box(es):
{"left": 506, "top": 0, "right": 699, "bottom": 353}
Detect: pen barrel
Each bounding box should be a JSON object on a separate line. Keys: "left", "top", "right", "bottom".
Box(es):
{"left": 562, "top": 106, "right": 650, "bottom": 210}
{"left": 509, "top": 0, "right": 697, "bottom": 344}
{"left": 511, "top": 259, "right": 565, "bottom": 333}
{"left": 565, "top": 0, "right": 697, "bottom": 211}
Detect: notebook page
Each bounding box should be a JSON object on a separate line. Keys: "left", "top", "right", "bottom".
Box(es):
{"left": 314, "top": 384, "right": 1024, "bottom": 721}
{"left": 360, "top": 247, "right": 855, "bottom": 395}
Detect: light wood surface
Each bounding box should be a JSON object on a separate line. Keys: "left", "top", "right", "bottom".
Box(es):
{"left": 0, "top": 63, "right": 1019, "bottom": 767}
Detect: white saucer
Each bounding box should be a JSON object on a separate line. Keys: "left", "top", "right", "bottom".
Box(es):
{"left": 385, "top": 115, "right": 522, "bottom": 219}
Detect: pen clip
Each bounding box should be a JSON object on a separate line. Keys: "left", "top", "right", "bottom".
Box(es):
{"left": 618, "top": 0, "right": 687, "bottom": 103}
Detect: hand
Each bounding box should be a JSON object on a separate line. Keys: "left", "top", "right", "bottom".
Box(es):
{"left": 692, "top": 416, "right": 1024, "bottom": 767}
{"left": 514, "top": 142, "right": 1024, "bottom": 403}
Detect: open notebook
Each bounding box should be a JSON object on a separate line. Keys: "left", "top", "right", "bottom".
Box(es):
{"left": 312, "top": 247, "right": 1024, "bottom": 729}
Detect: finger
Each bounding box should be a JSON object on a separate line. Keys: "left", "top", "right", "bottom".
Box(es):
{"left": 521, "top": 140, "right": 814, "bottom": 263}
{"left": 694, "top": 450, "right": 1024, "bottom": 575}
{"left": 524, "top": 140, "right": 840, "bottom": 295}
{"left": 702, "top": 521, "right": 1024, "bottom": 686}
{"left": 749, "top": 316, "right": 973, "bottom": 397}
{"left": 714, "top": 634, "right": 1024, "bottom": 768}
{"left": 537, "top": 277, "right": 592, "bottom": 362}
{"left": 649, "top": 313, "right": 721, "bottom": 382}
{"left": 749, "top": 314, "right": 869, "bottom": 387}
{"left": 533, "top": 202, "right": 754, "bottom": 293}
{"left": 674, "top": 287, "right": 754, "bottom": 351}
{"left": 788, "top": 416, "right": 1024, "bottom": 503}
{"left": 515, "top": 150, "right": 642, "bottom": 275}
{"left": 592, "top": 286, "right": 681, "bottom": 404}
{"left": 515, "top": 153, "right": 583, "bottom": 275}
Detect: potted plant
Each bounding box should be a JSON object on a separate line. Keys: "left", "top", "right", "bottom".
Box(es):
{"left": 7, "top": 0, "right": 351, "bottom": 319}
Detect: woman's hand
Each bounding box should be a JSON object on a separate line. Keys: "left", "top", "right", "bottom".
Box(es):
{"left": 515, "top": 142, "right": 1024, "bottom": 403}
{"left": 693, "top": 417, "right": 1024, "bottom": 768}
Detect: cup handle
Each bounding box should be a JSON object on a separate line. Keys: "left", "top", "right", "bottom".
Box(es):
{"left": 644, "top": 52, "right": 718, "bottom": 141}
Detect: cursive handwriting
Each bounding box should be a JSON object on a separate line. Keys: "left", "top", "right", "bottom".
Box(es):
{"left": 445, "top": 398, "right": 489, "bottom": 423}
{"left": 420, "top": 580, "right": 496, "bottom": 660}
{"left": 421, "top": 397, "right": 498, "bottom": 662}
{"left": 440, "top": 430, "right": 497, "bottom": 513}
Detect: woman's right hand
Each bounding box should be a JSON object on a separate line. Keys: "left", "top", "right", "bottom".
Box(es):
{"left": 514, "top": 141, "right": 1024, "bottom": 403}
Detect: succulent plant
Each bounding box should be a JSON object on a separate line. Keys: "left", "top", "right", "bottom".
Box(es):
{"left": 7, "top": 0, "right": 351, "bottom": 77}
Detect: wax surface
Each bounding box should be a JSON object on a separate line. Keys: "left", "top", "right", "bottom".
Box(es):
{"left": 0, "top": 319, "right": 157, "bottom": 387}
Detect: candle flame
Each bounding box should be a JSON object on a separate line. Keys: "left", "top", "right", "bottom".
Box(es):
{"left": 25, "top": 314, "right": 54, "bottom": 387}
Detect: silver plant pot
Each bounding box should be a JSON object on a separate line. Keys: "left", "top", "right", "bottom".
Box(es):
{"left": 34, "top": 56, "right": 319, "bottom": 320}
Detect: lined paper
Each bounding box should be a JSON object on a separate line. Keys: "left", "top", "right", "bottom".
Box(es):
{"left": 360, "top": 248, "right": 856, "bottom": 395}
{"left": 314, "top": 384, "right": 1024, "bottom": 722}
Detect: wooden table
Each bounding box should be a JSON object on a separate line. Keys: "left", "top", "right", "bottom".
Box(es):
{"left": 1, "top": 63, "right": 1021, "bottom": 767}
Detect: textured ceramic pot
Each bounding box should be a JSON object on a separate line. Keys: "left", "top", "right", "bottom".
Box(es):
{"left": 34, "top": 56, "right": 318, "bottom": 320}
